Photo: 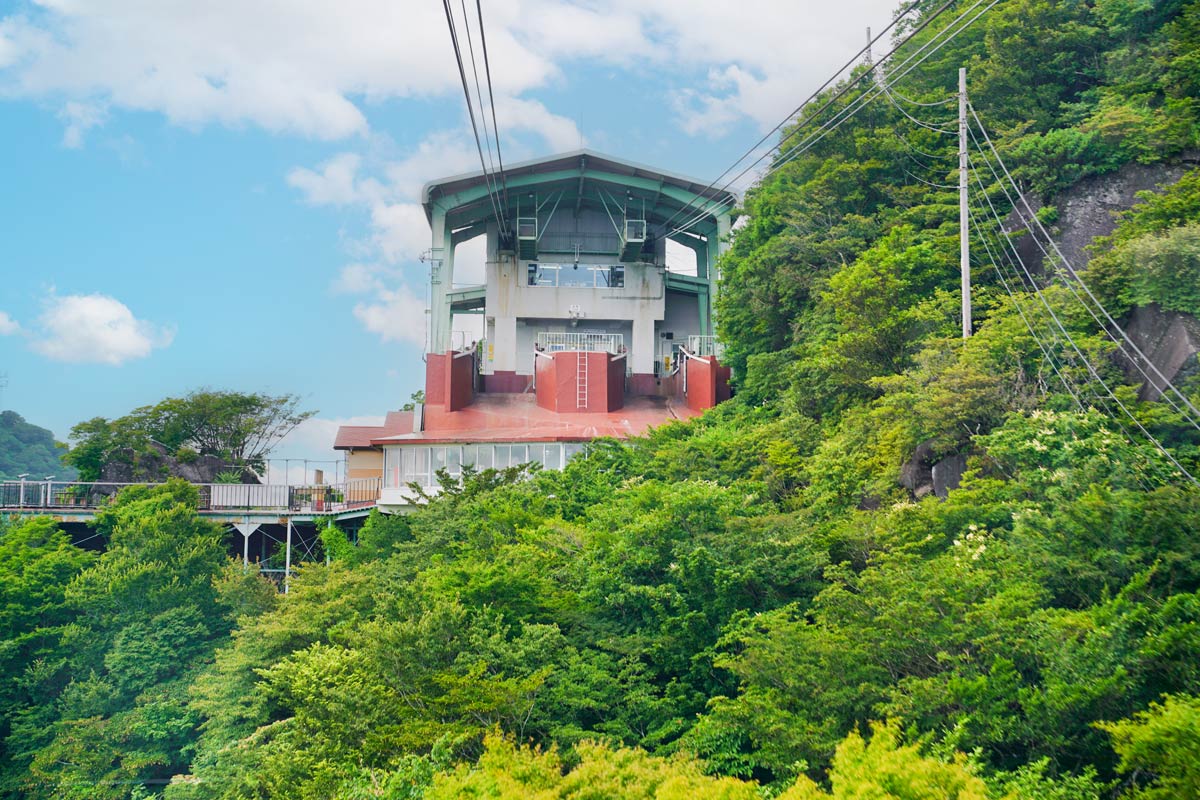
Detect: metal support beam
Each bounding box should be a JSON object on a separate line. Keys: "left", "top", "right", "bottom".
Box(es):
{"left": 284, "top": 518, "right": 293, "bottom": 594}
{"left": 233, "top": 521, "right": 260, "bottom": 570}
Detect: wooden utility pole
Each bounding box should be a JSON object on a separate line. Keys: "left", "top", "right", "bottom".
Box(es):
{"left": 959, "top": 67, "right": 972, "bottom": 338}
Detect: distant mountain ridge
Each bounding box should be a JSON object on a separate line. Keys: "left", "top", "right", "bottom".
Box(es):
{"left": 0, "top": 410, "right": 77, "bottom": 481}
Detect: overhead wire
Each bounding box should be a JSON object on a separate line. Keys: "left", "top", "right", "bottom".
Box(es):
{"left": 459, "top": 0, "right": 501, "bottom": 212}
{"left": 966, "top": 174, "right": 1162, "bottom": 491}
{"left": 966, "top": 110, "right": 1200, "bottom": 432}
{"left": 441, "top": 0, "right": 505, "bottom": 234}
{"left": 880, "top": 82, "right": 957, "bottom": 133}
{"left": 766, "top": 0, "right": 998, "bottom": 178}
{"left": 666, "top": 0, "right": 998, "bottom": 238}
{"left": 475, "top": 0, "right": 511, "bottom": 234}
{"left": 965, "top": 148, "right": 1198, "bottom": 486}
{"left": 965, "top": 192, "right": 1088, "bottom": 413}
{"left": 653, "top": 0, "right": 944, "bottom": 236}
{"left": 886, "top": 84, "right": 957, "bottom": 107}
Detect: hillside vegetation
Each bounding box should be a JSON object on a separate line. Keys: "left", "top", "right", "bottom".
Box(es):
{"left": 2, "top": 0, "right": 1200, "bottom": 797}
{"left": 0, "top": 411, "right": 75, "bottom": 482}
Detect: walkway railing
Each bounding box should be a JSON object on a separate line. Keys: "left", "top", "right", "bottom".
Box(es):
{"left": 536, "top": 331, "right": 624, "bottom": 354}
{"left": 0, "top": 477, "right": 382, "bottom": 514}
{"left": 686, "top": 335, "right": 724, "bottom": 359}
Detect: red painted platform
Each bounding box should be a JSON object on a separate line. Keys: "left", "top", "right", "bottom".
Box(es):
{"left": 372, "top": 393, "right": 696, "bottom": 445}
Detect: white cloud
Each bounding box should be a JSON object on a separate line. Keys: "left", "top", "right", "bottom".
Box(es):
{"left": 636, "top": 0, "right": 900, "bottom": 131}
{"left": 382, "top": 131, "right": 479, "bottom": 200}
{"left": 353, "top": 285, "right": 428, "bottom": 348}
{"left": 496, "top": 96, "right": 582, "bottom": 152}
{"left": 0, "top": 0, "right": 558, "bottom": 140}
{"left": 0, "top": 311, "right": 19, "bottom": 335}
{"left": 58, "top": 100, "right": 106, "bottom": 148}
{"left": 31, "top": 293, "right": 173, "bottom": 365}
{"left": 331, "top": 262, "right": 386, "bottom": 295}
{"left": 287, "top": 152, "right": 374, "bottom": 206}
{"left": 276, "top": 414, "right": 384, "bottom": 456}
{"left": 1, "top": 0, "right": 897, "bottom": 144}
{"left": 370, "top": 202, "right": 432, "bottom": 264}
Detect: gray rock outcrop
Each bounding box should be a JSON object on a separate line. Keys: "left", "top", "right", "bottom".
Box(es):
{"left": 1116, "top": 304, "right": 1200, "bottom": 401}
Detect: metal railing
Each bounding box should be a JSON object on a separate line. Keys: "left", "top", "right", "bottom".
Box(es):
{"left": 536, "top": 332, "right": 624, "bottom": 354}
{"left": 686, "top": 335, "right": 724, "bottom": 359}
{"left": 0, "top": 477, "right": 383, "bottom": 514}
{"left": 527, "top": 263, "right": 624, "bottom": 288}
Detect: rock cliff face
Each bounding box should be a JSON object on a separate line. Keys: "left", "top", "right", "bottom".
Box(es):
{"left": 1013, "top": 153, "right": 1199, "bottom": 273}
{"left": 1118, "top": 305, "right": 1200, "bottom": 402}
{"left": 98, "top": 442, "right": 258, "bottom": 484}
{"left": 1016, "top": 155, "right": 1200, "bottom": 398}
{"left": 1053, "top": 155, "right": 1198, "bottom": 271}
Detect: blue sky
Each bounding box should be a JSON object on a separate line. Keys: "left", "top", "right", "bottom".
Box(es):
{"left": 0, "top": 0, "right": 897, "bottom": 474}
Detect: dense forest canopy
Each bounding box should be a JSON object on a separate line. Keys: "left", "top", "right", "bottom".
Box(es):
{"left": 3, "top": 0, "right": 1200, "bottom": 797}
{"left": 0, "top": 411, "right": 75, "bottom": 482}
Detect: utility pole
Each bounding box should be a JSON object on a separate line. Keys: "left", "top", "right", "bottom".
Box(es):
{"left": 959, "top": 67, "right": 972, "bottom": 338}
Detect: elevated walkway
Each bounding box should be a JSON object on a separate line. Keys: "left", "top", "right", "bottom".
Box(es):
{"left": 0, "top": 478, "right": 382, "bottom": 525}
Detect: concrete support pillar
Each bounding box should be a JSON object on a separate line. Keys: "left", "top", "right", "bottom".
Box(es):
{"left": 429, "top": 206, "right": 455, "bottom": 354}
{"left": 631, "top": 315, "right": 655, "bottom": 375}
{"left": 708, "top": 215, "right": 732, "bottom": 332}
{"left": 493, "top": 316, "right": 518, "bottom": 373}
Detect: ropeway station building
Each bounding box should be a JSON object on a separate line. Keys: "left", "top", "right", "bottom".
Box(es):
{"left": 335, "top": 150, "right": 738, "bottom": 509}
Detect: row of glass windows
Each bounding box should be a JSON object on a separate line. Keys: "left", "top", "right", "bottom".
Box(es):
{"left": 383, "top": 442, "right": 586, "bottom": 488}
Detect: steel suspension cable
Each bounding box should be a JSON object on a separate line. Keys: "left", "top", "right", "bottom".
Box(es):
{"left": 968, "top": 103, "right": 1200, "bottom": 429}
{"left": 475, "top": 0, "right": 511, "bottom": 235}
{"left": 441, "top": 0, "right": 505, "bottom": 231}
{"left": 667, "top": 0, "right": 998, "bottom": 238}
{"left": 655, "top": 0, "right": 951, "bottom": 236}
{"left": 966, "top": 152, "right": 1198, "bottom": 486}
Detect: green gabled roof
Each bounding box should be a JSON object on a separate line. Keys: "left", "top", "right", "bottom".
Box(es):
{"left": 421, "top": 149, "right": 737, "bottom": 238}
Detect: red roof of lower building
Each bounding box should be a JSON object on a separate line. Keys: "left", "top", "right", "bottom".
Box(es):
{"left": 371, "top": 393, "right": 695, "bottom": 446}
{"left": 334, "top": 410, "right": 414, "bottom": 450}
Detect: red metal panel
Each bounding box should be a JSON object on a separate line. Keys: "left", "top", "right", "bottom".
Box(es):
{"left": 686, "top": 356, "right": 717, "bottom": 413}
{"left": 483, "top": 371, "right": 530, "bottom": 393}
{"left": 535, "top": 355, "right": 557, "bottom": 412}
{"left": 446, "top": 352, "right": 476, "bottom": 412}
{"left": 606, "top": 355, "right": 626, "bottom": 412}
{"left": 586, "top": 351, "right": 608, "bottom": 411}
{"left": 716, "top": 363, "right": 732, "bottom": 403}
{"left": 627, "top": 373, "right": 660, "bottom": 397}
{"left": 554, "top": 351, "right": 578, "bottom": 411}
{"left": 425, "top": 354, "right": 447, "bottom": 406}
{"left": 371, "top": 394, "right": 699, "bottom": 445}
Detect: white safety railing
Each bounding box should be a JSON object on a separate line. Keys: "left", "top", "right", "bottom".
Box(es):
{"left": 0, "top": 477, "right": 383, "bottom": 515}
{"left": 686, "top": 335, "right": 724, "bottom": 359}
{"left": 536, "top": 332, "right": 624, "bottom": 354}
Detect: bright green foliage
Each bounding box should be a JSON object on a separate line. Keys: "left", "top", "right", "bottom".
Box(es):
{"left": 4, "top": 482, "right": 273, "bottom": 799}
{"left": 0, "top": 517, "right": 94, "bottom": 788}
{"left": 1099, "top": 694, "right": 1200, "bottom": 799}
{"left": 8, "top": 3, "right": 1200, "bottom": 798}
{"left": 1091, "top": 223, "right": 1200, "bottom": 318}
{"left": 424, "top": 733, "right": 760, "bottom": 800}
{"left": 778, "top": 722, "right": 989, "bottom": 799}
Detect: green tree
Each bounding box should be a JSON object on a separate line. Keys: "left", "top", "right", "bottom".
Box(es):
{"left": 63, "top": 390, "right": 315, "bottom": 479}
